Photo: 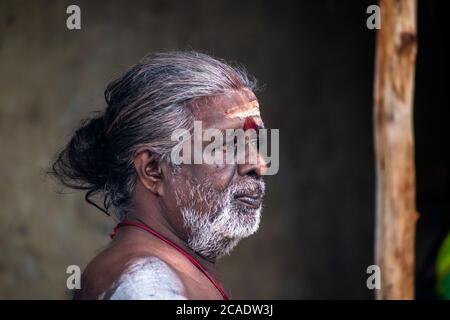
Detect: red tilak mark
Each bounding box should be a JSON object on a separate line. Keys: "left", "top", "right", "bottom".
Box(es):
{"left": 243, "top": 116, "right": 259, "bottom": 131}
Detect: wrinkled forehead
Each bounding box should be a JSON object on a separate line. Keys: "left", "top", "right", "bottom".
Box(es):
{"left": 188, "top": 89, "right": 262, "bottom": 129}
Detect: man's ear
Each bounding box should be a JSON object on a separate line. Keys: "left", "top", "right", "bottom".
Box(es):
{"left": 134, "top": 147, "right": 164, "bottom": 196}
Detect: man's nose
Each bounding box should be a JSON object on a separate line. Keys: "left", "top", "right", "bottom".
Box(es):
{"left": 237, "top": 143, "right": 268, "bottom": 177}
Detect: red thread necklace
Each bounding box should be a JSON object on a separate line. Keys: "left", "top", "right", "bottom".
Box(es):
{"left": 110, "top": 219, "right": 230, "bottom": 300}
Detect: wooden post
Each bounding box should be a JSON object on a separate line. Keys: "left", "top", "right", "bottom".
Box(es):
{"left": 374, "top": 0, "right": 419, "bottom": 300}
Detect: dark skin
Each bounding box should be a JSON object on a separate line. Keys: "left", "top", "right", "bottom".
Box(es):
{"left": 75, "top": 89, "right": 267, "bottom": 300}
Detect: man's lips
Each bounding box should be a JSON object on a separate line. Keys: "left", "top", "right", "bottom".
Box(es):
{"left": 233, "top": 193, "right": 263, "bottom": 209}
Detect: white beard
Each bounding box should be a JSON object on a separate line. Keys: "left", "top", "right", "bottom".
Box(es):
{"left": 174, "top": 178, "right": 264, "bottom": 259}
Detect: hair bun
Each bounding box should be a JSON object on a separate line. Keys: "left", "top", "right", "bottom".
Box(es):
{"left": 51, "top": 115, "right": 108, "bottom": 192}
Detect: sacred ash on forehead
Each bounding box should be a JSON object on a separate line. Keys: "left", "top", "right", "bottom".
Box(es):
{"left": 224, "top": 100, "right": 260, "bottom": 119}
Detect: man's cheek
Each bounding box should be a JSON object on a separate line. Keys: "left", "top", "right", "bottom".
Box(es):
{"left": 202, "top": 163, "right": 236, "bottom": 190}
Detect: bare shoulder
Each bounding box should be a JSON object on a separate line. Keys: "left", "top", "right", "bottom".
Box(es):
{"left": 75, "top": 245, "right": 187, "bottom": 300}
{"left": 105, "top": 256, "right": 187, "bottom": 300}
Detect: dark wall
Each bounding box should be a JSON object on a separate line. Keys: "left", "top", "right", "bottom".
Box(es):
{"left": 0, "top": 0, "right": 446, "bottom": 299}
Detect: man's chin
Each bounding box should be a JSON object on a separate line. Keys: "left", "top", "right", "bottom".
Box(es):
{"left": 183, "top": 205, "right": 262, "bottom": 259}
{"left": 223, "top": 206, "right": 262, "bottom": 239}
{"left": 215, "top": 214, "right": 261, "bottom": 258}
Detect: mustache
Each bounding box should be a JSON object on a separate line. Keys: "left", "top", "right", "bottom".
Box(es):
{"left": 229, "top": 179, "right": 266, "bottom": 199}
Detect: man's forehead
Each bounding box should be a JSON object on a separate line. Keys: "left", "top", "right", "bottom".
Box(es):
{"left": 188, "top": 89, "right": 261, "bottom": 126}
{"left": 224, "top": 100, "right": 260, "bottom": 119}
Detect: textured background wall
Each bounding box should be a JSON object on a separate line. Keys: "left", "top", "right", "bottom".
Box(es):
{"left": 0, "top": 0, "right": 447, "bottom": 299}
{"left": 0, "top": 0, "right": 380, "bottom": 299}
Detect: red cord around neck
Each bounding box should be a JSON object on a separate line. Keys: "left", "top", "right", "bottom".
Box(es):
{"left": 110, "top": 219, "right": 230, "bottom": 300}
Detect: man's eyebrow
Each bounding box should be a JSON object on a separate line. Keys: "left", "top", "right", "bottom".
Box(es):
{"left": 215, "top": 120, "right": 265, "bottom": 134}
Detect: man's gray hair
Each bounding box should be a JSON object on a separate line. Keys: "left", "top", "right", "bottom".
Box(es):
{"left": 50, "top": 51, "right": 257, "bottom": 218}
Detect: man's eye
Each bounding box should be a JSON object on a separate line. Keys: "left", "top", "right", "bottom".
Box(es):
{"left": 250, "top": 137, "right": 258, "bottom": 147}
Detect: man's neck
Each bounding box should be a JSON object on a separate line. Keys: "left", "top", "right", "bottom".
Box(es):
{"left": 118, "top": 187, "right": 221, "bottom": 283}
{"left": 131, "top": 213, "right": 219, "bottom": 279}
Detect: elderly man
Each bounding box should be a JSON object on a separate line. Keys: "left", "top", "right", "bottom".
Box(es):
{"left": 51, "top": 51, "right": 267, "bottom": 300}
